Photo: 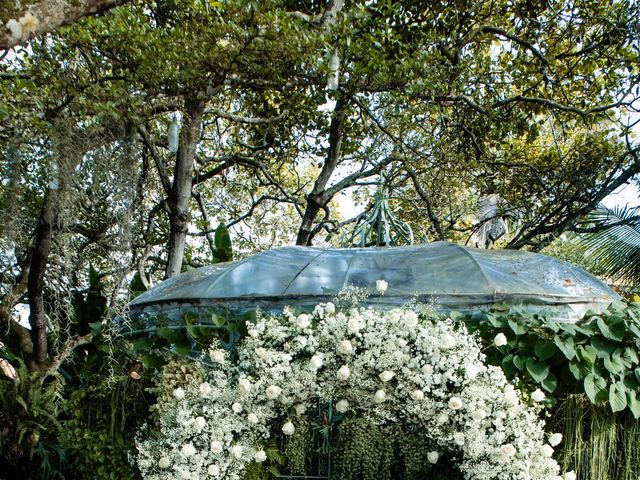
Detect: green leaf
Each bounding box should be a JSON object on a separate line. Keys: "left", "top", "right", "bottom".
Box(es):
{"left": 591, "top": 336, "right": 617, "bottom": 358}
{"left": 214, "top": 223, "right": 233, "bottom": 262}
{"left": 534, "top": 340, "right": 556, "bottom": 360}
{"left": 541, "top": 372, "right": 558, "bottom": 393}
{"left": 501, "top": 355, "right": 517, "bottom": 377}
{"left": 569, "top": 358, "right": 591, "bottom": 380}
{"left": 175, "top": 337, "right": 193, "bottom": 357}
{"left": 141, "top": 353, "right": 164, "bottom": 369}
{"left": 609, "top": 381, "right": 628, "bottom": 412}
{"left": 584, "top": 373, "right": 608, "bottom": 404}
{"left": 554, "top": 334, "right": 576, "bottom": 360}
{"left": 576, "top": 345, "right": 597, "bottom": 365}
{"left": 212, "top": 314, "right": 226, "bottom": 327}
{"left": 508, "top": 319, "right": 528, "bottom": 336}
{"left": 513, "top": 355, "right": 526, "bottom": 370}
{"left": 526, "top": 358, "right": 549, "bottom": 382}
{"left": 597, "top": 316, "right": 626, "bottom": 341}
{"left": 627, "top": 390, "right": 640, "bottom": 419}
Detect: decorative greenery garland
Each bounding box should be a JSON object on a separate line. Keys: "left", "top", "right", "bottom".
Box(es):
{"left": 137, "top": 303, "right": 569, "bottom": 480}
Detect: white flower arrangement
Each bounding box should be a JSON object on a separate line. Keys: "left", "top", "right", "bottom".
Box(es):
{"left": 136, "top": 304, "right": 560, "bottom": 480}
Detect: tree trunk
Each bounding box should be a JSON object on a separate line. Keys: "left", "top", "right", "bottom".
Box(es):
{"left": 165, "top": 98, "right": 205, "bottom": 278}
{"left": 296, "top": 97, "right": 347, "bottom": 245}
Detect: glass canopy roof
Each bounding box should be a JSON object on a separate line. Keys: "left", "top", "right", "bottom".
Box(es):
{"left": 130, "top": 242, "right": 619, "bottom": 322}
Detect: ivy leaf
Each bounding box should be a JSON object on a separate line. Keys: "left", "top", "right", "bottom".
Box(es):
{"left": 584, "top": 373, "right": 608, "bottom": 404}
{"left": 597, "top": 316, "right": 626, "bottom": 341}
{"left": 609, "top": 381, "right": 628, "bottom": 412}
{"left": 541, "top": 372, "right": 558, "bottom": 393}
{"left": 627, "top": 390, "right": 640, "bottom": 419}
{"left": 508, "top": 319, "right": 528, "bottom": 336}
{"left": 534, "top": 340, "right": 556, "bottom": 360}
{"left": 513, "top": 355, "right": 526, "bottom": 370}
{"left": 554, "top": 334, "right": 576, "bottom": 360}
{"left": 526, "top": 358, "right": 549, "bottom": 382}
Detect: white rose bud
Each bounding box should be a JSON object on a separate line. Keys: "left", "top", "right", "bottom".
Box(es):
{"left": 494, "top": 332, "right": 508, "bottom": 347}
{"left": 207, "top": 464, "right": 220, "bottom": 476}
{"left": 347, "top": 317, "right": 361, "bottom": 333}
{"left": 282, "top": 421, "right": 295, "bottom": 435}
{"left": 472, "top": 409, "right": 487, "bottom": 421}
{"left": 501, "top": 443, "right": 516, "bottom": 457}
{"left": 379, "top": 370, "right": 395, "bottom": 382}
{"left": 405, "top": 311, "right": 419, "bottom": 328}
{"left": 232, "top": 402, "right": 243, "bottom": 413}
{"left": 255, "top": 347, "right": 267, "bottom": 359}
{"left": 411, "top": 390, "right": 424, "bottom": 401}
{"left": 565, "top": 472, "right": 576, "bottom": 480}
{"left": 549, "top": 433, "right": 563, "bottom": 447}
{"left": 173, "top": 387, "right": 185, "bottom": 400}
{"left": 453, "top": 432, "right": 465, "bottom": 446}
{"left": 337, "top": 365, "right": 351, "bottom": 381}
{"left": 427, "top": 451, "right": 439, "bottom": 464}
{"left": 248, "top": 328, "right": 259, "bottom": 338}
{"left": 247, "top": 413, "right": 259, "bottom": 425}
{"left": 540, "top": 444, "right": 554, "bottom": 458}
{"left": 448, "top": 397, "right": 463, "bottom": 410}
{"left": 266, "top": 385, "right": 282, "bottom": 400}
{"left": 254, "top": 450, "right": 267, "bottom": 463}
{"left": 295, "top": 403, "right": 307, "bottom": 415}
{"left": 336, "top": 399, "right": 350, "bottom": 413}
{"left": 181, "top": 443, "right": 196, "bottom": 457}
{"left": 239, "top": 378, "right": 252, "bottom": 394}
{"left": 325, "top": 302, "right": 336, "bottom": 314}
{"left": 422, "top": 364, "right": 434, "bottom": 375}
{"left": 531, "top": 389, "right": 546, "bottom": 403}
{"left": 210, "top": 440, "right": 223, "bottom": 454}
{"left": 296, "top": 335, "right": 308, "bottom": 348}
{"left": 210, "top": 349, "right": 226, "bottom": 364}
{"left": 158, "top": 457, "right": 171, "bottom": 468}
{"left": 309, "top": 354, "right": 324, "bottom": 370}
{"left": 230, "top": 444, "right": 243, "bottom": 459}
{"left": 199, "top": 382, "right": 212, "bottom": 396}
{"left": 441, "top": 334, "right": 456, "bottom": 349}
{"left": 374, "top": 389, "right": 387, "bottom": 403}
{"left": 195, "top": 416, "right": 206, "bottom": 430}
{"left": 338, "top": 340, "right": 354, "bottom": 355}
{"left": 297, "top": 313, "right": 311, "bottom": 329}
{"left": 376, "top": 279, "right": 388, "bottom": 294}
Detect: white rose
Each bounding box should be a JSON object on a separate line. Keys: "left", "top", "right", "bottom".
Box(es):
{"left": 347, "top": 317, "right": 361, "bottom": 333}
{"left": 337, "top": 340, "right": 354, "bottom": 355}
{"left": 239, "top": 378, "right": 252, "bottom": 394}
{"left": 404, "top": 311, "right": 419, "bottom": 328}
{"left": 337, "top": 365, "right": 351, "bottom": 381}
{"left": 255, "top": 347, "right": 267, "bottom": 359}
{"left": 448, "top": 397, "right": 463, "bottom": 410}
{"left": 376, "top": 279, "right": 388, "bottom": 294}
{"left": 411, "top": 390, "right": 424, "bottom": 401}
{"left": 282, "top": 422, "right": 295, "bottom": 435}
{"left": 199, "top": 382, "right": 212, "bottom": 395}
{"left": 309, "top": 354, "right": 324, "bottom": 370}
{"left": 296, "top": 335, "right": 308, "bottom": 348}
{"left": 297, "top": 313, "right": 311, "bottom": 329}
{"left": 472, "top": 409, "right": 487, "bottom": 421}
{"left": 494, "top": 332, "right": 508, "bottom": 347}
{"left": 248, "top": 328, "right": 259, "bottom": 338}
{"left": 441, "top": 334, "right": 456, "bottom": 349}
{"left": 531, "top": 389, "right": 546, "bottom": 402}
{"left": 422, "top": 364, "right": 434, "bottom": 375}
{"left": 210, "top": 349, "right": 226, "bottom": 363}
{"left": 313, "top": 304, "right": 324, "bottom": 318}
{"left": 427, "top": 451, "right": 439, "bottom": 464}
{"left": 336, "top": 399, "right": 350, "bottom": 413}
{"left": 195, "top": 416, "right": 206, "bottom": 430}
{"left": 247, "top": 413, "right": 259, "bottom": 424}
{"left": 501, "top": 443, "right": 516, "bottom": 457}
{"left": 540, "top": 444, "right": 554, "bottom": 458}
{"left": 158, "top": 457, "right": 171, "bottom": 468}
{"left": 181, "top": 443, "right": 196, "bottom": 457}
{"left": 254, "top": 450, "right": 267, "bottom": 463}
{"left": 266, "top": 385, "right": 282, "bottom": 400}
{"left": 232, "top": 402, "right": 243, "bottom": 413}
{"left": 565, "top": 472, "right": 576, "bottom": 480}
{"left": 549, "top": 433, "right": 563, "bottom": 447}
{"left": 207, "top": 464, "right": 220, "bottom": 476}
{"left": 374, "top": 389, "right": 387, "bottom": 403}
{"left": 379, "top": 370, "right": 395, "bottom": 382}
{"left": 210, "top": 440, "right": 223, "bottom": 454}
{"left": 173, "top": 387, "right": 185, "bottom": 400}
{"left": 453, "top": 432, "right": 465, "bottom": 446}
{"left": 230, "top": 444, "right": 243, "bottom": 459}
{"left": 295, "top": 403, "right": 307, "bottom": 415}
{"left": 325, "top": 302, "right": 336, "bottom": 314}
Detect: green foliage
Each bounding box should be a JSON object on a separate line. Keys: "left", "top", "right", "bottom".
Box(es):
{"left": 0, "top": 361, "right": 66, "bottom": 479}
{"left": 242, "top": 441, "right": 285, "bottom": 480}
{"left": 467, "top": 301, "right": 640, "bottom": 416}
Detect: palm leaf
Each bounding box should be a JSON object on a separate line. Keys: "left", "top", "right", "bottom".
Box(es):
{"left": 573, "top": 204, "right": 640, "bottom": 286}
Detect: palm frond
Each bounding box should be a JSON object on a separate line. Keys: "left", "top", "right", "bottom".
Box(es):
{"left": 573, "top": 204, "right": 640, "bottom": 286}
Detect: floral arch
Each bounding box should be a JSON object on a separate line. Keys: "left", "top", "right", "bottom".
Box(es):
{"left": 136, "top": 303, "right": 563, "bottom": 480}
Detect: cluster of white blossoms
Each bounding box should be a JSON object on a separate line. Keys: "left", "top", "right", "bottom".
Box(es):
{"left": 137, "top": 303, "right": 570, "bottom": 480}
